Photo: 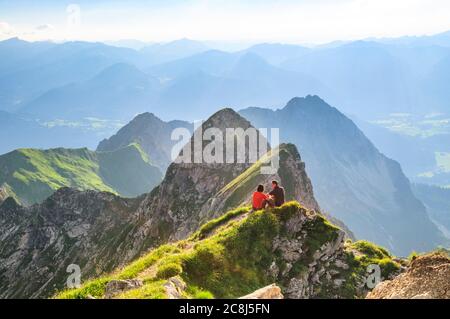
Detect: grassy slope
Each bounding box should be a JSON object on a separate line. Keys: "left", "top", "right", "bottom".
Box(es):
{"left": 0, "top": 143, "right": 162, "bottom": 205}
{"left": 216, "top": 145, "right": 290, "bottom": 211}
{"left": 98, "top": 143, "right": 162, "bottom": 197}
{"left": 56, "top": 202, "right": 400, "bottom": 299}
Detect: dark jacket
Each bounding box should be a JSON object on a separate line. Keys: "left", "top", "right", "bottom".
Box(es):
{"left": 269, "top": 186, "right": 285, "bottom": 207}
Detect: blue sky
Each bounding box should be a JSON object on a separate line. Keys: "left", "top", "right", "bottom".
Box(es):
{"left": 1, "top": 0, "right": 450, "bottom": 43}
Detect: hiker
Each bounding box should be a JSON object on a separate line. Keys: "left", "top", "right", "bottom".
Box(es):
{"left": 252, "top": 184, "right": 272, "bottom": 210}
{"left": 269, "top": 180, "right": 285, "bottom": 207}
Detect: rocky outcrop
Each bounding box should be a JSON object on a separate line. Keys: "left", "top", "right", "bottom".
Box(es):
{"left": 132, "top": 108, "right": 269, "bottom": 243}
{"left": 202, "top": 143, "right": 319, "bottom": 216}
{"left": 105, "top": 280, "right": 143, "bottom": 299}
{"left": 164, "top": 277, "right": 187, "bottom": 299}
{"left": 0, "top": 108, "right": 270, "bottom": 298}
{"left": 57, "top": 202, "right": 401, "bottom": 299}
{"left": 269, "top": 210, "right": 351, "bottom": 299}
{"left": 0, "top": 188, "right": 143, "bottom": 298}
{"left": 0, "top": 107, "right": 353, "bottom": 299}
{"left": 366, "top": 253, "right": 450, "bottom": 299}
{"left": 239, "top": 284, "right": 283, "bottom": 299}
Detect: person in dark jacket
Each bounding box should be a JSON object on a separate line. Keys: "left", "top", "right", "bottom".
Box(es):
{"left": 269, "top": 180, "right": 285, "bottom": 207}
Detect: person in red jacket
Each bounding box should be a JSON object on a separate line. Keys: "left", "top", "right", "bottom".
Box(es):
{"left": 252, "top": 184, "right": 273, "bottom": 210}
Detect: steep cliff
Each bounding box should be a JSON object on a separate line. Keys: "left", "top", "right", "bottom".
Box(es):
{"left": 0, "top": 189, "right": 143, "bottom": 298}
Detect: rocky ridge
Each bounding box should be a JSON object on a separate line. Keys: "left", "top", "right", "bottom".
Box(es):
{"left": 57, "top": 202, "right": 402, "bottom": 299}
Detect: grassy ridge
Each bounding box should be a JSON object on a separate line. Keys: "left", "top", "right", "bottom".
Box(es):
{"left": 0, "top": 143, "right": 162, "bottom": 205}
{"left": 56, "top": 202, "right": 400, "bottom": 299}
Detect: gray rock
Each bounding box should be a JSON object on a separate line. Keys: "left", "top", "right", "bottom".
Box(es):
{"left": 268, "top": 261, "right": 279, "bottom": 279}
{"left": 164, "top": 277, "right": 187, "bottom": 299}
{"left": 104, "top": 279, "right": 143, "bottom": 299}
{"left": 334, "top": 259, "right": 349, "bottom": 270}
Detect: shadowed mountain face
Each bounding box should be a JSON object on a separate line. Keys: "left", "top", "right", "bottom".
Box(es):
{"left": 55, "top": 202, "right": 402, "bottom": 300}
{"left": 97, "top": 112, "right": 191, "bottom": 171}
{"left": 0, "top": 144, "right": 163, "bottom": 205}
{"left": 412, "top": 184, "right": 450, "bottom": 240}
{"left": 240, "top": 96, "right": 447, "bottom": 256}
{"left": 0, "top": 190, "right": 144, "bottom": 298}
{"left": 133, "top": 108, "right": 270, "bottom": 242}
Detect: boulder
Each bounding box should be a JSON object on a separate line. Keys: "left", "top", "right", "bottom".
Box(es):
{"left": 164, "top": 277, "right": 187, "bottom": 299}
{"left": 104, "top": 279, "right": 143, "bottom": 299}
{"left": 239, "top": 284, "right": 283, "bottom": 299}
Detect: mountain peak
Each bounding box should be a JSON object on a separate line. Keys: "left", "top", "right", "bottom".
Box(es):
{"left": 283, "top": 95, "right": 344, "bottom": 119}
{"left": 201, "top": 107, "right": 252, "bottom": 131}
{"left": 1, "top": 37, "right": 24, "bottom": 44}
{"left": 131, "top": 112, "right": 163, "bottom": 124}
{"left": 286, "top": 95, "right": 327, "bottom": 107}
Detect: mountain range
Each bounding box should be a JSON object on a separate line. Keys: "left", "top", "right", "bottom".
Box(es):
{"left": 0, "top": 105, "right": 448, "bottom": 299}
{"left": 2, "top": 32, "right": 449, "bottom": 121}
{"left": 0, "top": 108, "right": 322, "bottom": 298}
{"left": 1, "top": 96, "right": 447, "bottom": 256}
{"left": 1, "top": 34, "right": 449, "bottom": 189}
{"left": 0, "top": 31, "right": 449, "bottom": 299}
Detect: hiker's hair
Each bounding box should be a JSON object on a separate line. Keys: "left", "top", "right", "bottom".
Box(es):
{"left": 272, "top": 180, "right": 279, "bottom": 186}
{"left": 257, "top": 184, "right": 264, "bottom": 192}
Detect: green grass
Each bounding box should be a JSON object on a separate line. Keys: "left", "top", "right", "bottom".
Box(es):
{"left": 214, "top": 144, "right": 304, "bottom": 211}
{"left": 56, "top": 277, "right": 113, "bottom": 299}
{"left": 0, "top": 144, "right": 162, "bottom": 205}
{"left": 156, "top": 263, "right": 183, "bottom": 279}
{"left": 117, "top": 244, "right": 179, "bottom": 280}
{"left": 192, "top": 206, "right": 250, "bottom": 239}
{"left": 218, "top": 154, "right": 270, "bottom": 210}
{"left": 350, "top": 240, "right": 392, "bottom": 259}
{"left": 335, "top": 240, "right": 401, "bottom": 299}
{"left": 55, "top": 202, "right": 300, "bottom": 299}
{"left": 55, "top": 201, "right": 399, "bottom": 300}
{"left": 408, "top": 246, "right": 450, "bottom": 261}
{"left": 116, "top": 280, "right": 167, "bottom": 299}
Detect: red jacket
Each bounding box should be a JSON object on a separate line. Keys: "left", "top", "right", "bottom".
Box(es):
{"left": 252, "top": 191, "right": 268, "bottom": 210}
